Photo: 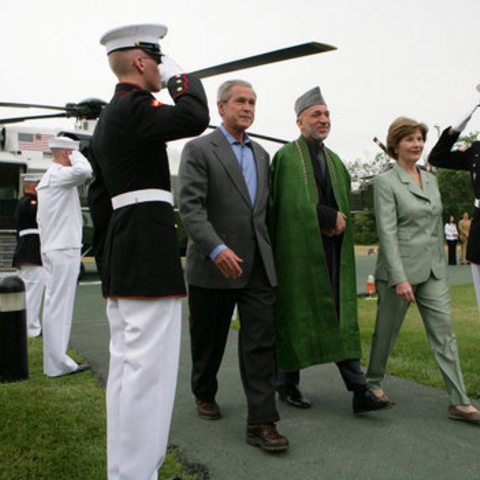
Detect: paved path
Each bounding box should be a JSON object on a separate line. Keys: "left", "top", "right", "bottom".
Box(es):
{"left": 70, "top": 263, "right": 480, "bottom": 480}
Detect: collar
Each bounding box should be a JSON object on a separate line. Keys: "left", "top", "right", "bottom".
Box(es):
{"left": 305, "top": 137, "right": 324, "bottom": 156}
{"left": 393, "top": 162, "right": 424, "bottom": 183}
{"left": 114, "top": 82, "right": 143, "bottom": 96}
{"left": 219, "top": 124, "right": 251, "bottom": 146}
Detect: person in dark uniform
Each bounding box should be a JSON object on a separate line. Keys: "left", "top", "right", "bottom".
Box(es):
{"left": 12, "top": 173, "right": 45, "bottom": 338}
{"left": 89, "top": 24, "right": 209, "bottom": 480}
{"left": 428, "top": 105, "right": 480, "bottom": 316}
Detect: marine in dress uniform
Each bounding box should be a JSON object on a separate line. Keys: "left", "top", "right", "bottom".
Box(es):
{"left": 88, "top": 24, "right": 209, "bottom": 480}
{"left": 428, "top": 106, "right": 480, "bottom": 316}
{"left": 12, "top": 173, "right": 45, "bottom": 338}
{"left": 36, "top": 136, "right": 92, "bottom": 377}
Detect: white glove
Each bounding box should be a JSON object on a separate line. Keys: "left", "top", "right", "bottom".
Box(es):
{"left": 158, "top": 54, "right": 184, "bottom": 86}
{"left": 452, "top": 105, "right": 479, "bottom": 133}
{"left": 69, "top": 149, "right": 85, "bottom": 163}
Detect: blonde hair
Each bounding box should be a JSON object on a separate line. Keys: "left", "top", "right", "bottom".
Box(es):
{"left": 108, "top": 49, "right": 138, "bottom": 77}
{"left": 386, "top": 117, "right": 428, "bottom": 160}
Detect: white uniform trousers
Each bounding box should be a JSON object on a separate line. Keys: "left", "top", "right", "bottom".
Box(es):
{"left": 42, "top": 248, "right": 80, "bottom": 376}
{"left": 18, "top": 265, "right": 45, "bottom": 337}
{"left": 471, "top": 263, "right": 480, "bottom": 318}
{"left": 106, "top": 297, "right": 182, "bottom": 480}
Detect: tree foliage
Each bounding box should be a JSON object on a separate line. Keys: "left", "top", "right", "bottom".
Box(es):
{"left": 347, "top": 152, "right": 390, "bottom": 244}
{"left": 347, "top": 151, "right": 390, "bottom": 182}
{"left": 352, "top": 210, "right": 378, "bottom": 245}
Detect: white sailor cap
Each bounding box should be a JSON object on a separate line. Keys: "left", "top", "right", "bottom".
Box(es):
{"left": 100, "top": 24, "right": 167, "bottom": 60}
{"left": 48, "top": 136, "right": 80, "bottom": 150}
{"left": 22, "top": 173, "right": 43, "bottom": 183}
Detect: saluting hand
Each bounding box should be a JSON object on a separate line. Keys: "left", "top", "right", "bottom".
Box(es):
{"left": 396, "top": 281, "right": 416, "bottom": 303}
{"left": 214, "top": 248, "right": 244, "bottom": 279}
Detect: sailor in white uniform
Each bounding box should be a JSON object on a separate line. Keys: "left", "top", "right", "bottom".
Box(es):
{"left": 36, "top": 136, "right": 92, "bottom": 377}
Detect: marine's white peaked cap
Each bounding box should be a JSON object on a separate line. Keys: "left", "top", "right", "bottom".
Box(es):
{"left": 100, "top": 24, "right": 168, "bottom": 55}
{"left": 48, "top": 136, "right": 80, "bottom": 150}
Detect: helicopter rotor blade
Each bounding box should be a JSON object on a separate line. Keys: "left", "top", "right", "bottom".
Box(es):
{"left": 0, "top": 101, "right": 68, "bottom": 112}
{"left": 191, "top": 41, "right": 336, "bottom": 79}
{"left": 0, "top": 113, "right": 69, "bottom": 125}
{"left": 207, "top": 124, "right": 288, "bottom": 144}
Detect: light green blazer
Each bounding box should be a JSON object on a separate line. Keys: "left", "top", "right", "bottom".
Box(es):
{"left": 374, "top": 163, "right": 447, "bottom": 287}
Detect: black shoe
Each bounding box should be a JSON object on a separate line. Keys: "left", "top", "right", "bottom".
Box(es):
{"left": 353, "top": 389, "right": 391, "bottom": 414}
{"left": 69, "top": 363, "right": 91, "bottom": 375}
{"left": 279, "top": 391, "right": 312, "bottom": 409}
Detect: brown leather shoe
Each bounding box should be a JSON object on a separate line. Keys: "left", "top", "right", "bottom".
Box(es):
{"left": 246, "top": 423, "right": 289, "bottom": 452}
{"left": 195, "top": 398, "right": 222, "bottom": 420}
{"left": 448, "top": 405, "right": 480, "bottom": 423}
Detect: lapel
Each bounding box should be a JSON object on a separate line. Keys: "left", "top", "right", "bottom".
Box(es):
{"left": 251, "top": 141, "right": 266, "bottom": 212}
{"left": 210, "top": 128, "right": 253, "bottom": 209}
{"left": 393, "top": 162, "right": 431, "bottom": 201}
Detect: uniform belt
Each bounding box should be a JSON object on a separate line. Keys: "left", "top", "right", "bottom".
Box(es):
{"left": 19, "top": 228, "right": 39, "bottom": 237}
{"left": 475, "top": 199, "right": 480, "bottom": 208}
{"left": 111, "top": 189, "right": 173, "bottom": 210}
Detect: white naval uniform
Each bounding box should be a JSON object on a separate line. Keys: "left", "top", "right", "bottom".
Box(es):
{"left": 36, "top": 150, "right": 92, "bottom": 377}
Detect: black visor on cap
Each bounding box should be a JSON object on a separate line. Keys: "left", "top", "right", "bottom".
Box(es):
{"left": 135, "top": 41, "right": 162, "bottom": 64}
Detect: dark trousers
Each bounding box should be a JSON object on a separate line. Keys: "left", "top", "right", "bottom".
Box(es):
{"left": 447, "top": 240, "right": 457, "bottom": 265}
{"left": 277, "top": 358, "right": 368, "bottom": 395}
{"left": 188, "top": 258, "right": 279, "bottom": 425}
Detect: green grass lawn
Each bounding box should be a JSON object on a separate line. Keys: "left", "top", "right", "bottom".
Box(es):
{"left": 358, "top": 283, "right": 480, "bottom": 397}
{"left": 0, "top": 340, "right": 198, "bottom": 480}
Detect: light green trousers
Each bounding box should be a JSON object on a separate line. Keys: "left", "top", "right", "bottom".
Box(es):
{"left": 366, "top": 275, "right": 470, "bottom": 406}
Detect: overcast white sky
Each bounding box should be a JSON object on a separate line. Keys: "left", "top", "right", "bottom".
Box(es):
{"left": 2, "top": 0, "right": 480, "bottom": 164}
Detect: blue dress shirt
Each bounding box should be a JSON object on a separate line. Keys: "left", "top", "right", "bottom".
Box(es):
{"left": 209, "top": 124, "right": 258, "bottom": 261}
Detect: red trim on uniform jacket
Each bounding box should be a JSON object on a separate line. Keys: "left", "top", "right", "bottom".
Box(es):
{"left": 114, "top": 83, "right": 142, "bottom": 96}
{"left": 172, "top": 74, "right": 190, "bottom": 99}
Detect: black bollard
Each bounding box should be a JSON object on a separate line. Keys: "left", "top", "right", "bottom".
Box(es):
{"left": 0, "top": 275, "right": 29, "bottom": 382}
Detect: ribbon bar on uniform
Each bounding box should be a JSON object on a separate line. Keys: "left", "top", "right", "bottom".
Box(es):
{"left": 19, "top": 228, "right": 39, "bottom": 237}
{"left": 111, "top": 189, "right": 173, "bottom": 210}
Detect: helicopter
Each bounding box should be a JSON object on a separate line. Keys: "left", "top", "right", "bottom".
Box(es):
{"left": 0, "top": 41, "right": 336, "bottom": 271}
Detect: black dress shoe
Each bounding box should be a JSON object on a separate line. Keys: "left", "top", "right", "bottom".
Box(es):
{"left": 69, "top": 363, "right": 91, "bottom": 375}
{"left": 353, "top": 389, "right": 391, "bottom": 414}
{"left": 278, "top": 391, "right": 312, "bottom": 409}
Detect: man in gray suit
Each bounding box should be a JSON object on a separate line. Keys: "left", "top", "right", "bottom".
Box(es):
{"left": 179, "top": 79, "right": 288, "bottom": 452}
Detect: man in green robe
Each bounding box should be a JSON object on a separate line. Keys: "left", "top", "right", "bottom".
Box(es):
{"left": 268, "top": 86, "right": 390, "bottom": 414}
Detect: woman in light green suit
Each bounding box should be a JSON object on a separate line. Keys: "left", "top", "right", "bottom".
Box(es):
{"left": 366, "top": 117, "right": 480, "bottom": 423}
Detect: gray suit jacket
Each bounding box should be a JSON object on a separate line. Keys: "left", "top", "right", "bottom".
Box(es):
{"left": 178, "top": 128, "right": 277, "bottom": 289}
{"left": 374, "top": 163, "right": 447, "bottom": 287}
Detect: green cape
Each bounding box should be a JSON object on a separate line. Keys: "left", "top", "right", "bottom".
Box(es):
{"left": 268, "top": 136, "right": 361, "bottom": 371}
